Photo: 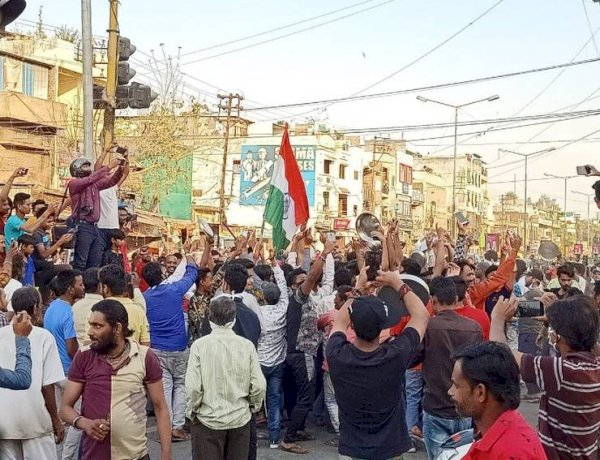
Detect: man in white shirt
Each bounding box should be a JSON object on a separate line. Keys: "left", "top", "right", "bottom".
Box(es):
{"left": 0, "top": 286, "right": 65, "bottom": 460}
{"left": 95, "top": 145, "right": 129, "bottom": 256}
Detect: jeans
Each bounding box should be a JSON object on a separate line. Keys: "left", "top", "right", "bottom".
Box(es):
{"left": 72, "top": 222, "right": 103, "bottom": 271}
{"left": 518, "top": 332, "right": 542, "bottom": 394}
{"left": 323, "top": 372, "right": 339, "bottom": 433}
{"left": 284, "top": 352, "right": 315, "bottom": 442}
{"left": 423, "top": 411, "right": 471, "bottom": 460}
{"left": 405, "top": 368, "right": 424, "bottom": 431}
{"left": 153, "top": 348, "right": 189, "bottom": 430}
{"left": 261, "top": 362, "right": 285, "bottom": 444}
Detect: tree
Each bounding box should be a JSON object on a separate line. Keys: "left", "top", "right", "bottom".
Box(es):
{"left": 54, "top": 25, "right": 80, "bottom": 44}
{"left": 114, "top": 47, "right": 222, "bottom": 219}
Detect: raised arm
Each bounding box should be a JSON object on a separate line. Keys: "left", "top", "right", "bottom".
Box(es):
{"left": 376, "top": 270, "right": 429, "bottom": 341}
{"left": 489, "top": 296, "right": 523, "bottom": 366}
{"left": 432, "top": 228, "right": 449, "bottom": 278}
{"left": 0, "top": 168, "right": 27, "bottom": 202}
{"left": 299, "top": 240, "right": 335, "bottom": 297}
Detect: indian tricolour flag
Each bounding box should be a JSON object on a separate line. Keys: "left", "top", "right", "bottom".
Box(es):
{"left": 264, "top": 125, "right": 310, "bottom": 252}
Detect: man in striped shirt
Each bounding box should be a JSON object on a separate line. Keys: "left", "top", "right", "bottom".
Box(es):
{"left": 491, "top": 295, "right": 600, "bottom": 460}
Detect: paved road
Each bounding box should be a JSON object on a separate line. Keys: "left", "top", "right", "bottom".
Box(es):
{"left": 147, "top": 399, "right": 540, "bottom": 459}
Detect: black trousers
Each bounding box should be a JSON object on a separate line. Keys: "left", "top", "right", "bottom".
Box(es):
{"left": 283, "top": 352, "right": 315, "bottom": 442}
{"left": 191, "top": 420, "right": 251, "bottom": 460}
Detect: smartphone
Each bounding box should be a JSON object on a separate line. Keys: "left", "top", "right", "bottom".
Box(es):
{"left": 116, "top": 146, "right": 127, "bottom": 155}
{"left": 365, "top": 249, "right": 382, "bottom": 281}
{"left": 576, "top": 165, "right": 591, "bottom": 175}
{"left": 455, "top": 211, "right": 469, "bottom": 225}
{"left": 67, "top": 227, "right": 78, "bottom": 234}
{"left": 326, "top": 231, "right": 336, "bottom": 243}
{"left": 517, "top": 300, "right": 544, "bottom": 318}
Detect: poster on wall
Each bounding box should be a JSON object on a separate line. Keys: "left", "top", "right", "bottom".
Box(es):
{"left": 485, "top": 234, "right": 499, "bottom": 252}
{"left": 239, "top": 145, "right": 316, "bottom": 206}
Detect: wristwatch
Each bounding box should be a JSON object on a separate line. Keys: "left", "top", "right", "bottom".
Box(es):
{"left": 398, "top": 284, "right": 412, "bottom": 298}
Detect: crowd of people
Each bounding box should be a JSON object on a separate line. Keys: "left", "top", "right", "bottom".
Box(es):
{"left": 1, "top": 157, "right": 600, "bottom": 460}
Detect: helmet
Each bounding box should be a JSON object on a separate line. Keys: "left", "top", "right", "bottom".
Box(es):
{"left": 69, "top": 158, "right": 92, "bottom": 178}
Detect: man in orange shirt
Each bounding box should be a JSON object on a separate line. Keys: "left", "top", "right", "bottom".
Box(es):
{"left": 459, "top": 235, "right": 521, "bottom": 310}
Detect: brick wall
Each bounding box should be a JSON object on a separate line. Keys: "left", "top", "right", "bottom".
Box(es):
{"left": 0, "top": 147, "right": 51, "bottom": 188}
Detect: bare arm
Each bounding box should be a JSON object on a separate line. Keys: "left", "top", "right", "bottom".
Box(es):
{"left": 376, "top": 270, "right": 429, "bottom": 341}
{"left": 489, "top": 296, "right": 523, "bottom": 367}
{"left": 0, "top": 168, "right": 25, "bottom": 202}
{"left": 432, "top": 229, "right": 448, "bottom": 278}
{"left": 146, "top": 379, "right": 172, "bottom": 460}
{"left": 42, "top": 383, "right": 65, "bottom": 444}
{"left": 66, "top": 337, "right": 79, "bottom": 360}
{"left": 20, "top": 205, "right": 55, "bottom": 234}
{"left": 299, "top": 241, "right": 335, "bottom": 296}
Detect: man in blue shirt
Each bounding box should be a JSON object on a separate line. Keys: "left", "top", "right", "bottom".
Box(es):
{"left": 4, "top": 193, "right": 54, "bottom": 251}
{"left": 44, "top": 270, "right": 84, "bottom": 375}
{"left": 0, "top": 311, "right": 33, "bottom": 390}
{"left": 143, "top": 253, "right": 198, "bottom": 442}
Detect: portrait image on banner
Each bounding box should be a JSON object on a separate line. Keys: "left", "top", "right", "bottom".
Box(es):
{"left": 240, "top": 145, "right": 316, "bottom": 206}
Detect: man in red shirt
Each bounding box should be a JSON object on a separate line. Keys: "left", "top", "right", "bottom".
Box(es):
{"left": 450, "top": 276, "right": 490, "bottom": 340}
{"left": 448, "top": 341, "right": 546, "bottom": 460}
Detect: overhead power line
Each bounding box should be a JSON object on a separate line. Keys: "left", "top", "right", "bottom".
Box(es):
{"left": 179, "top": 0, "right": 397, "bottom": 66}
{"left": 173, "top": 0, "right": 385, "bottom": 60}
{"left": 350, "top": 0, "right": 505, "bottom": 96}
{"left": 243, "top": 58, "right": 600, "bottom": 111}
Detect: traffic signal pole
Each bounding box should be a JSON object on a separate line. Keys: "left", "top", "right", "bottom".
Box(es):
{"left": 102, "top": 0, "right": 119, "bottom": 151}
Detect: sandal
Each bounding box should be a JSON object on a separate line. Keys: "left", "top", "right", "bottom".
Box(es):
{"left": 295, "top": 430, "right": 316, "bottom": 441}
{"left": 171, "top": 429, "right": 190, "bottom": 442}
{"left": 279, "top": 442, "right": 309, "bottom": 454}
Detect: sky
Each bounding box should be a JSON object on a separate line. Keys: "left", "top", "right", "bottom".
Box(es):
{"left": 10, "top": 0, "right": 600, "bottom": 216}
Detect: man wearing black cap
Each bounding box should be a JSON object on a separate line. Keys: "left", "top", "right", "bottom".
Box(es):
{"left": 326, "top": 270, "right": 429, "bottom": 460}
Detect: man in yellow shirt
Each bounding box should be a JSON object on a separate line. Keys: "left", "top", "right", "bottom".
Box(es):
{"left": 98, "top": 264, "right": 150, "bottom": 346}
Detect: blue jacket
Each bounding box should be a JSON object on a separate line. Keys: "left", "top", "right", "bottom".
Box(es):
{"left": 144, "top": 264, "right": 197, "bottom": 351}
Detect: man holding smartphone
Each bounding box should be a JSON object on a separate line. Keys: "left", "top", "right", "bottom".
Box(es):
{"left": 95, "top": 145, "right": 130, "bottom": 267}
{"left": 68, "top": 151, "right": 125, "bottom": 271}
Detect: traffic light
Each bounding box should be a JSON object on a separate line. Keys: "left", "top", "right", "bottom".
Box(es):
{"left": 128, "top": 82, "right": 158, "bottom": 109}
{"left": 0, "top": 0, "right": 26, "bottom": 29}
{"left": 114, "top": 36, "right": 157, "bottom": 110}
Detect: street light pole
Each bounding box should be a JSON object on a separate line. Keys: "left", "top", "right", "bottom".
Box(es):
{"left": 572, "top": 191, "right": 594, "bottom": 253}
{"left": 417, "top": 94, "right": 499, "bottom": 238}
{"left": 498, "top": 147, "right": 555, "bottom": 252}
{"left": 544, "top": 173, "right": 579, "bottom": 256}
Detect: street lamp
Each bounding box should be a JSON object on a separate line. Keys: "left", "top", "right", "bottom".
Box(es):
{"left": 417, "top": 94, "right": 500, "bottom": 237}
{"left": 544, "top": 173, "right": 579, "bottom": 256}
{"left": 498, "top": 147, "right": 555, "bottom": 250}
{"left": 572, "top": 190, "right": 594, "bottom": 254}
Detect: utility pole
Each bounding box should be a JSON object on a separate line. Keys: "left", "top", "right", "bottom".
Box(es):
{"left": 81, "top": 0, "right": 94, "bottom": 160}
{"left": 544, "top": 173, "right": 578, "bottom": 257}
{"left": 101, "top": 0, "right": 119, "bottom": 151}
{"left": 217, "top": 93, "right": 243, "bottom": 224}
{"left": 416, "top": 94, "right": 499, "bottom": 238}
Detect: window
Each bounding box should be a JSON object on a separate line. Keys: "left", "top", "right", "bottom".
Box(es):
{"left": 353, "top": 170, "right": 359, "bottom": 181}
{"left": 399, "top": 164, "right": 413, "bottom": 184}
{"left": 339, "top": 164, "right": 346, "bottom": 179}
{"left": 232, "top": 160, "right": 241, "bottom": 174}
{"left": 338, "top": 194, "right": 348, "bottom": 216}
{"left": 323, "top": 191, "right": 330, "bottom": 210}
{"left": 21, "top": 62, "right": 48, "bottom": 99}
{"left": 324, "top": 160, "right": 333, "bottom": 175}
